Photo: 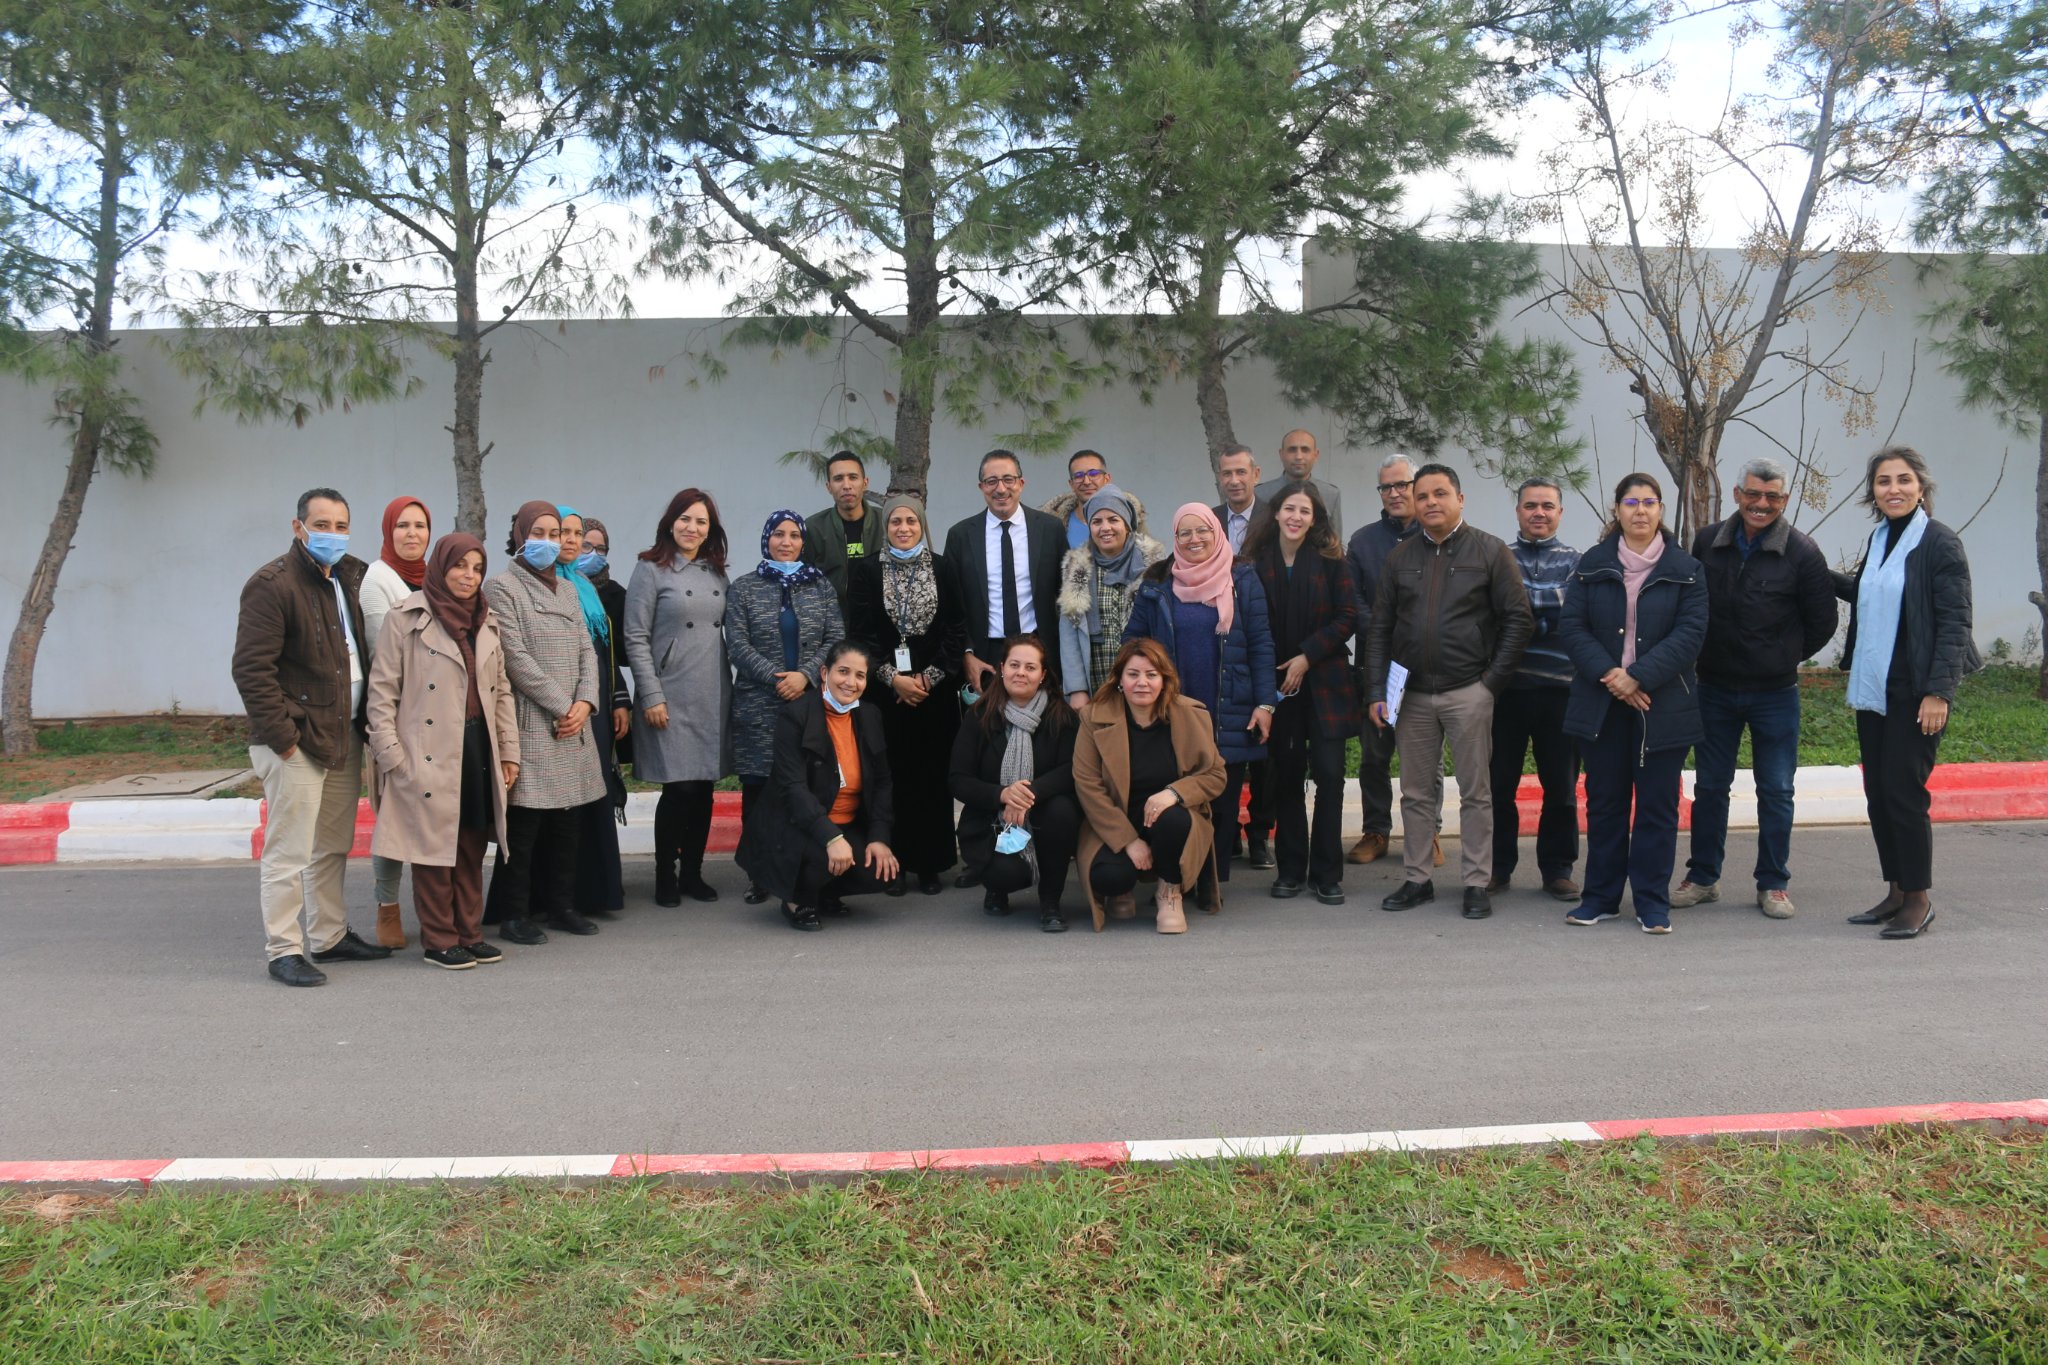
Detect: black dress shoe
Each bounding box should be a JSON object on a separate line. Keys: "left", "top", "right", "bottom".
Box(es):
{"left": 885, "top": 877, "right": 907, "bottom": 897}
{"left": 1039, "top": 908, "right": 1068, "bottom": 933}
{"left": 1847, "top": 901, "right": 1904, "bottom": 925}
{"left": 783, "top": 905, "right": 822, "bottom": 932}
{"left": 1381, "top": 880, "right": 1435, "bottom": 911}
{"left": 681, "top": 878, "right": 719, "bottom": 903}
{"left": 919, "top": 874, "right": 943, "bottom": 896}
{"left": 1270, "top": 879, "right": 1304, "bottom": 899}
{"left": 463, "top": 940, "right": 504, "bottom": 963}
{"left": 549, "top": 911, "right": 600, "bottom": 936}
{"left": 499, "top": 919, "right": 548, "bottom": 945}
{"left": 311, "top": 929, "right": 393, "bottom": 963}
{"left": 743, "top": 884, "right": 770, "bottom": 905}
{"left": 821, "top": 892, "right": 850, "bottom": 917}
{"left": 267, "top": 954, "right": 327, "bottom": 987}
{"left": 1247, "top": 834, "right": 1276, "bottom": 869}
{"left": 654, "top": 886, "right": 683, "bottom": 908}
{"left": 1462, "top": 887, "right": 1493, "bottom": 920}
{"left": 954, "top": 870, "right": 983, "bottom": 888}
{"left": 1313, "top": 883, "right": 1346, "bottom": 905}
{"left": 983, "top": 889, "right": 1011, "bottom": 916}
{"left": 1880, "top": 907, "right": 1935, "bottom": 939}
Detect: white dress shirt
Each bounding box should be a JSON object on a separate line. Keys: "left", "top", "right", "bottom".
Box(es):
{"left": 982, "top": 509, "right": 1037, "bottom": 636}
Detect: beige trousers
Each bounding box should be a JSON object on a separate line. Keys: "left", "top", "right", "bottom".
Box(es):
{"left": 1394, "top": 680, "right": 1495, "bottom": 887}
{"left": 250, "top": 740, "right": 362, "bottom": 960}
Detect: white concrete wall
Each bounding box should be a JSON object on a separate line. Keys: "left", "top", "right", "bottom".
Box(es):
{"left": 2, "top": 247, "right": 2037, "bottom": 716}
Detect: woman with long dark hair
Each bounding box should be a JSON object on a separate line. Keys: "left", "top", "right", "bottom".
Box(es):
{"left": 1073, "top": 638, "right": 1229, "bottom": 933}
{"left": 1558, "top": 473, "right": 1707, "bottom": 934}
{"left": 624, "top": 489, "right": 733, "bottom": 904}
{"left": 847, "top": 493, "right": 965, "bottom": 895}
{"left": 737, "top": 640, "right": 900, "bottom": 931}
{"left": 1244, "top": 482, "right": 1357, "bottom": 903}
{"left": 1834, "top": 446, "right": 1981, "bottom": 940}
{"left": 948, "top": 634, "right": 1080, "bottom": 931}
{"left": 727, "top": 510, "right": 845, "bottom": 904}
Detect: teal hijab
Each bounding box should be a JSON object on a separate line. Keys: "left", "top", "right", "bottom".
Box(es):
{"left": 556, "top": 504, "right": 611, "bottom": 643}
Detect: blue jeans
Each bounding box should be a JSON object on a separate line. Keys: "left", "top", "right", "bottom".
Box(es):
{"left": 1685, "top": 681, "right": 1800, "bottom": 892}
{"left": 1581, "top": 704, "right": 1685, "bottom": 921}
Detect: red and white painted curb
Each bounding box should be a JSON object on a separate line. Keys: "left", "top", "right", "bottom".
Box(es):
{"left": 4, "top": 1099, "right": 2042, "bottom": 1191}
{"left": 6, "top": 761, "right": 2045, "bottom": 867}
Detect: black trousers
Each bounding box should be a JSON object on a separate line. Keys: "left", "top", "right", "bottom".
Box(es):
{"left": 1489, "top": 685, "right": 1580, "bottom": 882}
{"left": 1090, "top": 804, "right": 1195, "bottom": 895}
{"left": 1211, "top": 760, "right": 1248, "bottom": 881}
{"left": 981, "top": 794, "right": 1080, "bottom": 908}
{"left": 1271, "top": 696, "right": 1346, "bottom": 886}
{"left": 1355, "top": 679, "right": 1396, "bottom": 836}
{"left": 793, "top": 816, "right": 891, "bottom": 908}
{"left": 1857, "top": 694, "right": 1943, "bottom": 892}
{"left": 1245, "top": 758, "right": 1272, "bottom": 838}
{"left": 655, "top": 780, "right": 717, "bottom": 878}
{"left": 492, "top": 805, "right": 582, "bottom": 926}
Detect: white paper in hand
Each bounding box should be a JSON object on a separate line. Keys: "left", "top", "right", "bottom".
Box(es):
{"left": 1385, "top": 661, "right": 1409, "bottom": 726}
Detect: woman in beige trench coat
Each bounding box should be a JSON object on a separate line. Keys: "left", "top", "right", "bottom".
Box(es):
{"left": 1073, "top": 638, "right": 1229, "bottom": 934}
{"left": 367, "top": 533, "right": 521, "bottom": 969}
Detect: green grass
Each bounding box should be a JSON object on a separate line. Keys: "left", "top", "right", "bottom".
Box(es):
{"left": 31, "top": 720, "right": 247, "bottom": 763}
{"left": 1347, "top": 665, "right": 2047, "bottom": 778}
{"left": 4, "top": 1126, "right": 2045, "bottom": 1362}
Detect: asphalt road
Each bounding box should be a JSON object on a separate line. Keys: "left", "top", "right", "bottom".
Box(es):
{"left": 4, "top": 822, "right": 2045, "bottom": 1161}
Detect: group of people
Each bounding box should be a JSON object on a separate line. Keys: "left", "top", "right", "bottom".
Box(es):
{"left": 230, "top": 431, "right": 1977, "bottom": 986}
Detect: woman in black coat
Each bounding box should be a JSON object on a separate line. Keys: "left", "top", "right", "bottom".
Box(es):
{"left": 735, "top": 641, "right": 900, "bottom": 932}
{"left": 1558, "top": 472, "right": 1707, "bottom": 935}
{"left": 847, "top": 494, "right": 965, "bottom": 895}
{"left": 948, "top": 634, "right": 1080, "bottom": 932}
{"left": 1833, "top": 446, "right": 1981, "bottom": 940}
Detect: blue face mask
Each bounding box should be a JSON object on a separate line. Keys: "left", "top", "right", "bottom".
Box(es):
{"left": 763, "top": 558, "right": 803, "bottom": 577}
{"left": 886, "top": 540, "right": 927, "bottom": 560}
{"left": 520, "top": 538, "right": 559, "bottom": 571}
{"left": 574, "top": 550, "right": 607, "bottom": 576}
{"left": 822, "top": 686, "right": 860, "bottom": 714}
{"left": 302, "top": 530, "right": 349, "bottom": 567}
{"left": 995, "top": 825, "right": 1033, "bottom": 855}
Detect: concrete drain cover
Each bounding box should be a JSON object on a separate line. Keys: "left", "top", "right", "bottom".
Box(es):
{"left": 38, "top": 769, "right": 254, "bottom": 802}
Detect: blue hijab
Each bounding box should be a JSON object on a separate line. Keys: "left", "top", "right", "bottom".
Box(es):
{"left": 555, "top": 504, "right": 610, "bottom": 644}
{"left": 755, "top": 509, "right": 828, "bottom": 600}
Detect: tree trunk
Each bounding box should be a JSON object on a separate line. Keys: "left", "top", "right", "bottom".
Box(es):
{"left": 889, "top": 52, "right": 939, "bottom": 500}
{"left": 2033, "top": 413, "right": 2047, "bottom": 699}
{"left": 447, "top": 70, "right": 488, "bottom": 538}
{"left": 2, "top": 101, "right": 123, "bottom": 755}
{"left": 1678, "top": 424, "right": 1722, "bottom": 544}
{"left": 1191, "top": 233, "right": 1235, "bottom": 474}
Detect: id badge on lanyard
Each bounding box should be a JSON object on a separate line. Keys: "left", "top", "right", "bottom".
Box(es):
{"left": 895, "top": 645, "right": 914, "bottom": 673}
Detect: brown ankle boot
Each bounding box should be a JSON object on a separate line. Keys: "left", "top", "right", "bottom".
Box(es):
{"left": 375, "top": 902, "right": 408, "bottom": 949}
{"left": 1154, "top": 882, "right": 1187, "bottom": 934}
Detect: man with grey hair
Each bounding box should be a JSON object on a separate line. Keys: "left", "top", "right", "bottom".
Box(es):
{"left": 1489, "top": 477, "right": 1582, "bottom": 900}
{"left": 1673, "top": 456, "right": 1839, "bottom": 919}
{"left": 1343, "top": 452, "right": 1428, "bottom": 866}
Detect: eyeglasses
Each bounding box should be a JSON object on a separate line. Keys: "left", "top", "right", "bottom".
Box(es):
{"left": 1377, "top": 479, "right": 1413, "bottom": 493}
{"left": 979, "top": 475, "right": 1022, "bottom": 489}
{"left": 1069, "top": 468, "right": 1107, "bottom": 484}
{"left": 1736, "top": 488, "right": 1788, "bottom": 506}
{"left": 1173, "top": 528, "right": 1215, "bottom": 542}
{"left": 1621, "top": 497, "right": 1661, "bottom": 509}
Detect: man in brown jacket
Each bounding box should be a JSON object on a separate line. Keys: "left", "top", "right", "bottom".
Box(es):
{"left": 1362, "top": 464, "right": 1533, "bottom": 921}
{"left": 231, "top": 488, "right": 393, "bottom": 986}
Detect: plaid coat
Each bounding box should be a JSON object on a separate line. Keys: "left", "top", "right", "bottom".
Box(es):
{"left": 1252, "top": 547, "right": 1359, "bottom": 739}
{"left": 483, "top": 566, "right": 607, "bottom": 810}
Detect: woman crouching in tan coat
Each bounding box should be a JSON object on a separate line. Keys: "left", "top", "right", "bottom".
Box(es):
{"left": 1074, "top": 638, "right": 1229, "bottom": 933}
{"left": 367, "top": 534, "right": 521, "bottom": 969}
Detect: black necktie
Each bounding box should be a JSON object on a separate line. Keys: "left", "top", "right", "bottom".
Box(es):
{"left": 1000, "top": 519, "right": 1022, "bottom": 639}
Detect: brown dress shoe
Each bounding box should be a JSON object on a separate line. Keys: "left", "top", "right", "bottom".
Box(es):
{"left": 1544, "top": 877, "right": 1582, "bottom": 902}
{"left": 1347, "top": 832, "right": 1388, "bottom": 864}
{"left": 375, "top": 902, "right": 408, "bottom": 950}
{"left": 1486, "top": 876, "right": 1510, "bottom": 894}
{"left": 1431, "top": 836, "right": 1446, "bottom": 867}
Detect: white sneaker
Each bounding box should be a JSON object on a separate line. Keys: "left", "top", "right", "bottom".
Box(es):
{"left": 1758, "top": 888, "right": 1795, "bottom": 919}
{"left": 1669, "top": 880, "right": 1720, "bottom": 908}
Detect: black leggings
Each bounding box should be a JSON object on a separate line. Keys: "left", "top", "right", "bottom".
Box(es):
{"left": 655, "top": 780, "right": 716, "bottom": 878}
{"left": 1090, "top": 804, "right": 1195, "bottom": 896}
{"left": 493, "top": 805, "right": 582, "bottom": 925}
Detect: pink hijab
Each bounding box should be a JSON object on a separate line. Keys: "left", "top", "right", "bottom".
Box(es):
{"left": 1169, "top": 503, "right": 1235, "bottom": 634}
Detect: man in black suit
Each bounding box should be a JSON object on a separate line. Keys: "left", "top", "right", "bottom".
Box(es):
{"left": 942, "top": 449, "right": 1067, "bottom": 694}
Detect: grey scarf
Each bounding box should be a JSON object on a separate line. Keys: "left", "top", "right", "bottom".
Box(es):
{"left": 999, "top": 689, "right": 1048, "bottom": 803}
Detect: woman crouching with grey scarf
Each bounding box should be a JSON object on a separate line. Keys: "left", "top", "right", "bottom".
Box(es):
{"left": 947, "top": 635, "right": 1080, "bottom": 932}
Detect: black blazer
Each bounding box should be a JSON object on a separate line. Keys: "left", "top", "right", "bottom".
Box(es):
{"left": 735, "top": 694, "right": 895, "bottom": 902}
{"left": 846, "top": 552, "right": 967, "bottom": 693}
{"left": 948, "top": 703, "right": 1078, "bottom": 874}
{"left": 941, "top": 507, "right": 1067, "bottom": 663}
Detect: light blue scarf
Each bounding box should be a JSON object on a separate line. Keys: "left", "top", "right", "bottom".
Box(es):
{"left": 1847, "top": 507, "right": 1927, "bottom": 714}
{"left": 555, "top": 505, "right": 610, "bottom": 644}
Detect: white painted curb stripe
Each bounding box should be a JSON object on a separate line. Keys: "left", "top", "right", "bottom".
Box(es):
{"left": 1127, "top": 1122, "right": 1605, "bottom": 1164}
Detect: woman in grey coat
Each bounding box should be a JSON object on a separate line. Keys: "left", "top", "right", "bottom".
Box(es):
{"left": 727, "top": 508, "right": 844, "bottom": 903}
{"left": 624, "top": 487, "right": 733, "bottom": 906}
{"left": 481, "top": 500, "right": 608, "bottom": 946}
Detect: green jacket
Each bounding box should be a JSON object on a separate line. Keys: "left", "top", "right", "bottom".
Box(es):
{"left": 804, "top": 504, "right": 884, "bottom": 607}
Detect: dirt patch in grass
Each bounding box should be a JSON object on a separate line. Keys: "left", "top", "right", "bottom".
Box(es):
{"left": 1432, "top": 1239, "right": 1530, "bottom": 1290}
